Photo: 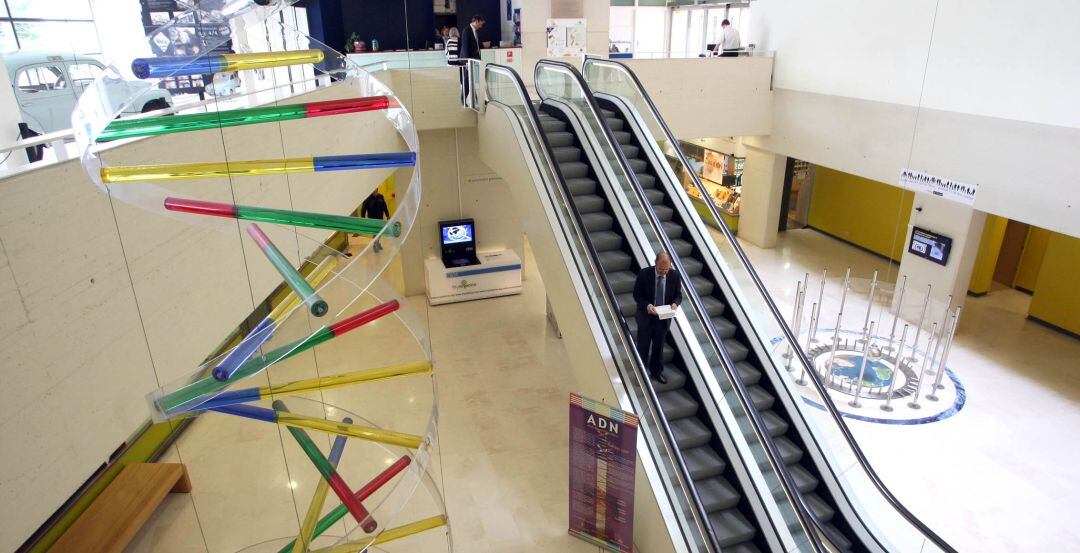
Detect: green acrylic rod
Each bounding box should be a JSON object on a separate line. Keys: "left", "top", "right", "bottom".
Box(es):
{"left": 164, "top": 197, "right": 400, "bottom": 237}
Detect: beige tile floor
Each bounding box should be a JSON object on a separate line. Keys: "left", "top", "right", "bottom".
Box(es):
{"left": 125, "top": 228, "right": 1080, "bottom": 552}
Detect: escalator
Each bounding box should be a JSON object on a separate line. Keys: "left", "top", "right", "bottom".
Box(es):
{"left": 579, "top": 57, "right": 961, "bottom": 553}
{"left": 591, "top": 97, "right": 856, "bottom": 550}
{"left": 535, "top": 103, "right": 767, "bottom": 551}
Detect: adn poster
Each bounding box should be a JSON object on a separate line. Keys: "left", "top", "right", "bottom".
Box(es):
{"left": 569, "top": 393, "right": 638, "bottom": 552}
{"left": 899, "top": 168, "right": 978, "bottom": 206}
{"left": 547, "top": 18, "right": 587, "bottom": 57}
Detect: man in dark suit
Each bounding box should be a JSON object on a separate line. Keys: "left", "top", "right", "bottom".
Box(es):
{"left": 633, "top": 251, "right": 682, "bottom": 384}
{"left": 457, "top": 14, "right": 485, "bottom": 106}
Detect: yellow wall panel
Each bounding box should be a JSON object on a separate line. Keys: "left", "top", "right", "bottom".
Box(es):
{"left": 808, "top": 166, "right": 913, "bottom": 261}
{"left": 1015, "top": 226, "right": 1052, "bottom": 291}
{"left": 969, "top": 214, "right": 1008, "bottom": 294}
{"left": 1028, "top": 232, "right": 1080, "bottom": 336}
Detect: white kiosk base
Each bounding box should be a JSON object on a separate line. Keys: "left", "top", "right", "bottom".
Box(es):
{"left": 424, "top": 250, "right": 523, "bottom": 305}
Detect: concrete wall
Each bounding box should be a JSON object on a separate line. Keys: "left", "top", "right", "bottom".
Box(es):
{"left": 0, "top": 84, "right": 403, "bottom": 550}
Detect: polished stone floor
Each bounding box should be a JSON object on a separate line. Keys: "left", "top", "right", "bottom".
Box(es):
{"left": 126, "top": 229, "right": 1080, "bottom": 552}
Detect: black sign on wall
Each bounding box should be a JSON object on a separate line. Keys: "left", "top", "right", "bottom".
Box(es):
{"left": 140, "top": 0, "right": 234, "bottom": 96}
{"left": 908, "top": 226, "right": 953, "bottom": 266}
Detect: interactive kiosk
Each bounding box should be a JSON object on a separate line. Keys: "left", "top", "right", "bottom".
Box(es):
{"left": 425, "top": 219, "right": 523, "bottom": 305}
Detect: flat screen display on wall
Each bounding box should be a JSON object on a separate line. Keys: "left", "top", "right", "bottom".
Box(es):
{"left": 908, "top": 226, "right": 952, "bottom": 266}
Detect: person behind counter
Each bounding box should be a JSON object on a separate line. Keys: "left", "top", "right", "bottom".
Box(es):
{"left": 457, "top": 14, "right": 485, "bottom": 107}
{"left": 445, "top": 27, "right": 462, "bottom": 66}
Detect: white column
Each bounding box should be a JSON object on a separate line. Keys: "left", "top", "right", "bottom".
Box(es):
{"left": 897, "top": 193, "right": 987, "bottom": 311}
{"left": 0, "top": 54, "right": 29, "bottom": 170}
{"left": 738, "top": 145, "right": 786, "bottom": 249}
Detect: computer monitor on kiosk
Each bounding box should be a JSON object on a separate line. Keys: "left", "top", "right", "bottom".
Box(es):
{"left": 439, "top": 218, "right": 480, "bottom": 268}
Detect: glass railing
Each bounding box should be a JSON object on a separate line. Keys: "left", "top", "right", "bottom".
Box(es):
{"left": 484, "top": 63, "right": 713, "bottom": 552}
{"left": 534, "top": 59, "right": 817, "bottom": 552}
{"left": 582, "top": 56, "right": 960, "bottom": 553}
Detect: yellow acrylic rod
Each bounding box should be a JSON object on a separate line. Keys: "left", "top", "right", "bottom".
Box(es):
{"left": 101, "top": 153, "right": 415, "bottom": 183}
{"left": 268, "top": 256, "right": 338, "bottom": 324}
{"left": 222, "top": 49, "right": 326, "bottom": 72}
{"left": 276, "top": 412, "right": 424, "bottom": 449}
{"left": 294, "top": 418, "right": 351, "bottom": 553}
{"left": 132, "top": 50, "right": 326, "bottom": 79}
{"left": 262, "top": 361, "right": 433, "bottom": 398}
{"left": 312, "top": 515, "right": 448, "bottom": 553}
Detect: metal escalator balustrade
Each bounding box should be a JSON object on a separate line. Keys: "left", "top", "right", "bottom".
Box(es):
{"left": 581, "top": 56, "right": 960, "bottom": 553}
{"left": 483, "top": 63, "right": 718, "bottom": 552}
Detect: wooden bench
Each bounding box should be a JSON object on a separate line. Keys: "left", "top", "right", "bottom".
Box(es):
{"left": 48, "top": 463, "right": 191, "bottom": 553}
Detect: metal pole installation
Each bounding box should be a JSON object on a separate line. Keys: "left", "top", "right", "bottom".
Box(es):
{"left": 850, "top": 321, "right": 875, "bottom": 408}
{"left": 823, "top": 312, "right": 843, "bottom": 381}
{"left": 908, "top": 322, "right": 938, "bottom": 410}
{"left": 926, "top": 294, "right": 953, "bottom": 376}
{"left": 784, "top": 280, "right": 803, "bottom": 363}
{"left": 798, "top": 301, "right": 818, "bottom": 385}
{"left": 929, "top": 306, "right": 962, "bottom": 399}
{"left": 861, "top": 270, "right": 879, "bottom": 337}
{"left": 887, "top": 275, "right": 908, "bottom": 349}
{"left": 881, "top": 324, "right": 909, "bottom": 412}
{"left": 906, "top": 284, "right": 932, "bottom": 363}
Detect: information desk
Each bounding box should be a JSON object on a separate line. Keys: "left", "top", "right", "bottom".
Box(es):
{"left": 424, "top": 249, "right": 522, "bottom": 305}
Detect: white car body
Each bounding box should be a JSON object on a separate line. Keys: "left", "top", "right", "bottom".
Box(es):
{"left": 6, "top": 51, "right": 174, "bottom": 134}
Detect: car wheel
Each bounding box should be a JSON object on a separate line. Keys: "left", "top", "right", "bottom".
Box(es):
{"left": 141, "top": 100, "right": 171, "bottom": 114}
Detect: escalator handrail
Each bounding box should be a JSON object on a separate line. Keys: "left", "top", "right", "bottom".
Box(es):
{"left": 537, "top": 58, "right": 831, "bottom": 553}
{"left": 484, "top": 63, "right": 721, "bottom": 552}
{"left": 581, "top": 55, "right": 959, "bottom": 553}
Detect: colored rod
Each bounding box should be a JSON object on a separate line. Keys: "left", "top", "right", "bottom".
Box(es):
{"left": 164, "top": 197, "right": 401, "bottom": 237}
{"left": 212, "top": 318, "right": 274, "bottom": 381}
{"left": 247, "top": 223, "right": 328, "bottom": 317}
{"left": 157, "top": 300, "right": 400, "bottom": 414}
{"left": 275, "top": 456, "right": 413, "bottom": 553}
{"left": 210, "top": 404, "right": 423, "bottom": 449}
{"left": 295, "top": 421, "right": 352, "bottom": 553}
{"left": 186, "top": 361, "right": 434, "bottom": 412}
{"left": 274, "top": 401, "right": 378, "bottom": 533}
{"left": 98, "top": 96, "right": 392, "bottom": 142}
{"left": 314, "top": 515, "right": 448, "bottom": 553}
{"left": 132, "top": 49, "right": 325, "bottom": 79}
{"left": 268, "top": 256, "right": 338, "bottom": 324}
{"left": 100, "top": 152, "right": 416, "bottom": 183}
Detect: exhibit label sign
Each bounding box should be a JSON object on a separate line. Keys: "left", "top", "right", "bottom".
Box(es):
{"left": 568, "top": 393, "right": 637, "bottom": 552}
{"left": 547, "top": 19, "right": 587, "bottom": 57}
{"left": 899, "top": 169, "right": 978, "bottom": 206}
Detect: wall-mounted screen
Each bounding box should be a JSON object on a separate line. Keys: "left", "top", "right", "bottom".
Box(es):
{"left": 908, "top": 226, "right": 952, "bottom": 266}
{"left": 441, "top": 222, "right": 474, "bottom": 245}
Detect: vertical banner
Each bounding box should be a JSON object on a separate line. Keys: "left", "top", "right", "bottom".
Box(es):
{"left": 569, "top": 393, "right": 638, "bottom": 552}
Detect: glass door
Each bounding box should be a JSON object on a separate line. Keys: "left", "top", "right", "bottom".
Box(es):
{"left": 669, "top": 9, "right": 688, "bottom": 58}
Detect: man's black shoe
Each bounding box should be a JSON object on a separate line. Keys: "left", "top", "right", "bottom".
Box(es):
{"left": 655, "top": 372, "right": 668, "bottom": 385}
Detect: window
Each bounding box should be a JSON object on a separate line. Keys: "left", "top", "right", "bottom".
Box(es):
{"left": 68, "top": 62, "right": 102, "bottom": 92}
{"left": 0, "top": 0, "right": 100, "bottom": 54}
{"left": 16, "top": 65, "right": 67, "bottom": 94}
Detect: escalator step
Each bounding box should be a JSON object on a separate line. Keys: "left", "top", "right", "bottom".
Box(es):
{"left": 652, "top": 365, "right": 686, "bottom": 392}
{"left": 552, "top": 146, "right": 582, "bottom": 163}
{"left": 747, "top": 385, "right": 775, "bottom": 410}
{"left": 615, "top": 292, "right": 636, "bottom": 317}
{"left": 574, "top": 194, "right": 606, "bottom": 214}
{"left": 581, "top": 213, "right": 614, "bottom": 232}
{"left": 658, "top": 389, "right": 698, "bottom": 420}
{"left": 683, "top": 446, "right": 726, "bottom": 480}
{"left": 804, "top": 492, "right": 836, "bottom": 523}
{"left": 540, "top": 119, "right": 566, "bottom": 133}
{"left": 627, "top": 158, "right": 647, "bottom": 173}
{"left": 606, "top": 118, "right": 625, "bottom": 131}
{"left": 736, "top": 361, "right": 762, "bottom": 385}
{"left": 774, "top": 436, "right": 803, "bottom": 465}
{"left": 591, "top": 231, "right": 623, "bottom": 252}
{"left": 788, "top": 463, "right": 819, "bottom": 493}
{"left": 823, "top": 522, "right": 854, "bottom": 552}
{"left": 711, "top": 316, "right": 738, "bottom": 338}
{"left": 545, "top": 131, "right": 573, "bottom": 147}
{"left": 725, "top": 543, "right": 762, "bottom": 553}
{"left": 600, "top": 108, "right": 617, "bottom": 119}
{"left": 612, "top": 130, "right": 632, "bottom": 144}
{"left": 608, "top": 271, "right": 636, "bottom": 294}
{"left": 696, "top": 476, "right": 741, "bottom": 512}
{"left": 709, "top": 508, "right": 757, "bottom": 547}
{"left": 558, "top": 161, "right": 589, "bottom": 179}
{"left": 700, "top": 296, "right": 726, "bottom": 318}
{"left": 637, "top": 174, "right": 658, "bottom": 188}
{"left": 680, "top": 257, "right": 703, "bottom": 275}
{"left": 662, "top": 346, "right": 675, "bottom": 362}
{"left": 653, "top": 204, "right": 675, "bottom": 221}
{"left": 661, "top": 221, "right": 683, "bottom": 240}
{"left": 671, "top": 417, "right": 711, "bottom": 449}
{"left": 600, "top": 251, "right": 632, "bottom": 273}
{"left": 690, "top": 275, "right": 713, "bottom": 295}
{"left": 644, "top": 188, "right": 665, "bottom": 203}
{"left": 671, "top": 239, "right": 694, "bottom": 257}
{"left": 622, "top": 144, "right": 641, "bottom": 159}
{"left": 566, "top": 177, "right": 598, "bottom": 196}
{"left": 761, "top": 410, "right": 790, "bottom": 437}
{"left": 723, "top": 338, "right": 749, "bottom": 362}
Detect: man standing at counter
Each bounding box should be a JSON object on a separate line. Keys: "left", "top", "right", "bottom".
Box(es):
{"left": 458, "top": 14, "right": 485, "bottom": 106}
{"left": 713, "top": 18, "right": 741, "bottom": 57}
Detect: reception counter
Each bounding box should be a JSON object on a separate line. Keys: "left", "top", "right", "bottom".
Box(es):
{"left": 347, "top": 47, "right": 522, "bottom": 73}
{"left": 424, "top": 249, "right": 523, "bottom": 305}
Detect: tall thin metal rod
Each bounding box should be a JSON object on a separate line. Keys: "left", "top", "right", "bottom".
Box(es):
{"left": 926, "top": 294, "right": 953, "bottom": 376}
{"left": 823, "top": 313, "right": 843, "bottom": 381}
{"left": 834, "top": 267, "right": 852, "bottom": 343}
{"left": 881, "top": 324, "right": 910, "bottom": 412}
{"left": 785, "top": 281, "right": 805, "bottom": 370}
{"left": 906, "top": 284, "right": 933, "bottom": 362}
{"left": 887, "top": 275, "right": 908, "bottom": 346}
{"left": 908, "top": 322, "right": 938, "bottom": 410}
{"left": 784, "top": 280, "right": 803, "bottom": 362}
{"left": 798, "top": 302, "right": 817, "bottom": 385}
{"left": 929, "top": 307, "right": 962, "bottom": 399}
{"left": 850, "top": 322, "right": 875, "bottom": 408}
{"left": 861, "top": 270, "right": 879, "bottom": 335}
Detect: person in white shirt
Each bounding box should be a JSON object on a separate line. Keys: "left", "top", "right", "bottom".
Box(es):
{"left": 713, "top": 19, "right": 741, "bottom": 58}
